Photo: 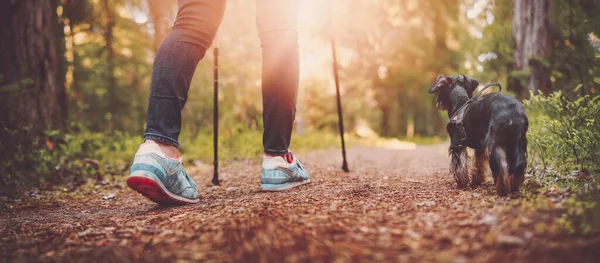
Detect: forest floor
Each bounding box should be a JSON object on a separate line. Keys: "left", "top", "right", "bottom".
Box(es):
{"left": 1, "top": 144, "right": 599, "bottom": 263}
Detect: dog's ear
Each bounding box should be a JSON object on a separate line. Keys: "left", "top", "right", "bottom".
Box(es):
{"left": 462, "top": 75, "right": 479, "bottom": 95}
{"left": 429, "top": 74, "right": 450, "bottom": 94}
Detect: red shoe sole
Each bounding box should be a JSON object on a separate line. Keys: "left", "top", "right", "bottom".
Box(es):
{"left": 127, "top": 175, "right": 199, "bottom": 205}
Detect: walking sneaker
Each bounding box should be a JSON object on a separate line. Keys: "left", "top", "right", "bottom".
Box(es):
{"left": 261, "top": 151, "right": 310, "bottom": 191}
{"left": 127, "top": 143, "right": 199, "bottom": 205}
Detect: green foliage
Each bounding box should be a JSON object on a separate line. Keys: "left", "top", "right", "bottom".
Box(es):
{"left": 524, "top": 89, "right": 600, "bottom": 174}
{"left": 557, "top": 184, "right": 600, "bottom": 235}
{"left": 62, "top": 0, "right": 153, "bottom": 134}
{"left": 473, "top": 0, "right": 515, "bottom": 86}
{"left": 476, "top": 0, "right": 600, "bottom": 96}
{"left": 0, "top": 125, "right": 141, "bottom": 196}
{"left": 550, "top": 0, "right": 600, "bottom": 94}
{"left": 522, "top": 90, "right": 598, "bottom": 236}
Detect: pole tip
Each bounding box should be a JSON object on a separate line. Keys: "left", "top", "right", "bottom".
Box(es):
{"left": 212, "top": 173, "right": 220, "bottom": 186}
{"left": 342, "top": 162, "right": 349, "bottom": 173}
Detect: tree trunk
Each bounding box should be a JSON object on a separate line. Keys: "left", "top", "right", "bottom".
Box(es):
{"left": 512, "top": 0, "right": 553, "bottom": 95}
{"left": 53, "top": 0, "right": 69, "bottom": 124}
{"left": 0, "top": 0, "right": 64, "bottom": 137}
{"left": 102, "top": 0, "right": 117, "bottom": 129}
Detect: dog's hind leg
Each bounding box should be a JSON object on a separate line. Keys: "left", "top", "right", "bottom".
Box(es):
{"left": 507, "top": 135, "right": 528, "bottom": 192}
{"left": 450, "top": 146, "right": 470, "bottom": 188}
{"left": 471, "top": 148, "right": 488, "bottom": 187}
{"left": 490, "top": 146, "right": 510, "bottom": 196}
{"left": 486, "top": 131, "right": 510, "bottom": 196}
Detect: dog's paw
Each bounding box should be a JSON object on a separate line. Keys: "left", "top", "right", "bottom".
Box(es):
{"left": 510, "top": 174, "right": 525, "bottom": 192}
{"left": 495, "top": 174, "right": 512, "bottom": 196}
{"left": 495, "top": 181, "right": 508, "bottom": 196}
{"left": 470, "top": 172, "right": 485, "bottom": 187}
{"left": 452, "top": 171, "right": 470, "bottom": 189}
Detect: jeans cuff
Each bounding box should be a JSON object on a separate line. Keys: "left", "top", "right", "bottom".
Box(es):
{"left": 144, "top": 133, "right": 179, "bottom": 148}
{"left": 264, "top": 148, "right": 288, "bottom": 155}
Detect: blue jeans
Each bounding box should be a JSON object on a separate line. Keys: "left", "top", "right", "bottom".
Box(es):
{"left": 144, "top": 0, "right": 299, "bottom": 156}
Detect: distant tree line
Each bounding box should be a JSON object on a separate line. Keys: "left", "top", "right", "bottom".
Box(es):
{"left": 1, "top": 0, "right": 599, "bottom": 145}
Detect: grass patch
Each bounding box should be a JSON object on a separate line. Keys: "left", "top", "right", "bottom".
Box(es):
{"left": 178, "top": 129, "right": 363, "bottom": 163}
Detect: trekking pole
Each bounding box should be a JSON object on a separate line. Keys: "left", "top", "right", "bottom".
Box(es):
{"left": 328, "top": 2, "right": 349, "bottom": 172}
{"left": 212, "top": 38, "right": 220, "bottom": 186}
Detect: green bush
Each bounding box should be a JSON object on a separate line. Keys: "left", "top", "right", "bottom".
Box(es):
{"left": 523, "top": 90, "right": 600, "bottom": 235}
{"left": 524, "top": 89, "right": 600, "bottom": 175}
{"left": 0, "top": 124, "right": 141, "bottom": 196}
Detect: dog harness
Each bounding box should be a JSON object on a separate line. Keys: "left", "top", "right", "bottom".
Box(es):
{"left": 447, "top": 82, "right": 502, "bottom": 148}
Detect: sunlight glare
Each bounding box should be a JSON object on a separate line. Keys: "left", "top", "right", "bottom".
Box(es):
{"left": 298, "top": 0, "right": 327, "bottom": 28}
{"left": 297, "top": 0, "right": 335, "bottom": 93}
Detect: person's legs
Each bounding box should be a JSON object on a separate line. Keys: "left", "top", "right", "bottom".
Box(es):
{"left": 145, "top": 0, "right": 226, "bottom": 150}
{"left": 256, "top": 0, "right": 309, "bottom": 191}
{"left": 129, "top": 0, "right": 226, "bottom": 205}
{"left": 256, "top": 0, "right": 300, "bottom": 156}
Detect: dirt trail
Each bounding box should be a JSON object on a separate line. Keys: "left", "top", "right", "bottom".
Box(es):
{"left": 1, "top": 145, "right": 598, "bottom": 262}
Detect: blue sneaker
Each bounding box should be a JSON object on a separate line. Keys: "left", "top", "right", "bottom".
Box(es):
{"left": 261, "top": 152, "right": 310, "bottom": 191}
{"left": 127, "top": 143, "right": 199, "bottom": 205}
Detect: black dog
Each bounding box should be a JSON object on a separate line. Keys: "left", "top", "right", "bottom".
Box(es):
{"left": 429, "top": 74, "right": 528, "bottom": 196}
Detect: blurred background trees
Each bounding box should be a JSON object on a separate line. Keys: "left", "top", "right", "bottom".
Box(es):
{"left": 2, "top": 0, "right": 599, "bottom": 141}
{"left": 1, "top": 0, "right": 599, "bottom": 193}
{"left": 0, "top": 0, "right": 67, "bottom": 141}
{"left": 473, "top": 0, "right": 600, "bottom": 98}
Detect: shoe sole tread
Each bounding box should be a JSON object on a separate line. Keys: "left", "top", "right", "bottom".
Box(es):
{"left": 260, "top": 179, "right": 310, "bottom": 192}
{"left": 127, "top": 175, "right": 199, "bottom": 205}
